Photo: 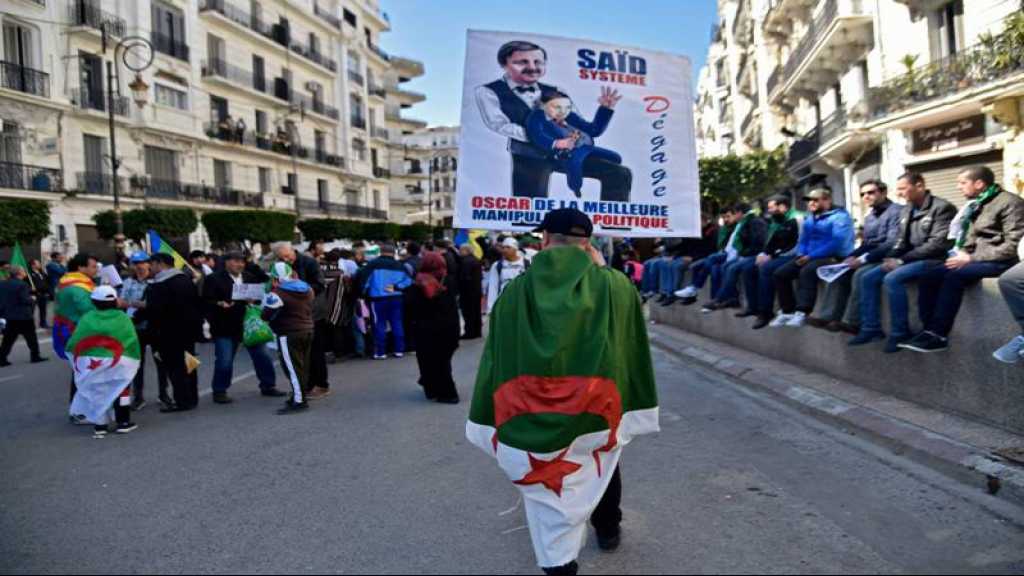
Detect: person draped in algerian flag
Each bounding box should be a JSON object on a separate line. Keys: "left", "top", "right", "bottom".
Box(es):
{"left": 467, "top": 209, "right": 659, "bottom": 576}
{"left": 67, "top": 285, "right": 142, "bottom": 438}
{"left": 54, "top": 253, "right": 99, "bottom": 414}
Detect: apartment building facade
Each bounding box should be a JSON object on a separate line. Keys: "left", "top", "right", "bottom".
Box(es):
{"left": 0, "top": 0, "right": 426, "bottom": 258}
{"left": 696, "top": 0, "right": 1024, "bottom": 221}
{"left": 392, "top": 125, "right": 457, "bottom": 227}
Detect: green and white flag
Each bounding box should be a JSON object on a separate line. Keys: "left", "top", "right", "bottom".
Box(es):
{"left": 67, "top": 309, "right": 142, "bottom": 425}
{"left": 467, "top": 246, "right": 659, "bottom": 568}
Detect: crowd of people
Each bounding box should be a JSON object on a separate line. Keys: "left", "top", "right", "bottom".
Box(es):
{"left": 641, "top": 166, "right": 1024, "bottom": 360}
{"left": 0, "top": 231, "right": 547, "bottom": 437}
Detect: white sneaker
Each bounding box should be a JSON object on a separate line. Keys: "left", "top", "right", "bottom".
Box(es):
{"left": 393, "top": 353, "right": 405, "bottom": 359}
{"left": 787, "top": 312, "right": 807, "bottom": 327}
{"left": 769, "top": 314, "right": 792, "bottom": 328}
{"left": 675, "top": 286, "right": 698, "bottom": 299}
{"left": 993, "top": 335, "right": 1024, "bottom": 364}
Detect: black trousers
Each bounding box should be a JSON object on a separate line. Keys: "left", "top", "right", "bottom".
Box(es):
{"left": 773, "top": 258, "right": 836, "bottom": 314}
{"left": 159, "top": 342, "right": 198, "bottom": 409}
{"left": 133, "top": 334, "right": 169, "bottom": 403}
{"left": 0, "top": 319, "right": 41, "bottom": 361}
{"left": 460, "top": 291, "right": 482, "bottom": 338}
{"left": 37, "top": 298, "right": 48, "bottom": 328}
{"left": 309, "top": 320, "right": 330, "bottom": 390}
{"left": 512, "top": 154, "right": 632, "bottom": 202}
{"left": 590, "top": 465, "right": 622, "bottom": 536}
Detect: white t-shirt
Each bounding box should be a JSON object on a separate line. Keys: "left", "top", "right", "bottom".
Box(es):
{"left": 486, "top": 257, "right": 528, "bottom": 313}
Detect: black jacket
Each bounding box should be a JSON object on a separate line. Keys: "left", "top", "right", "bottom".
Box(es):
{"left": 885, "top": 194, "right": 958, "bottom": 263}
{"left": 202, "top": 268, "right": 269, "bottom": 341}
{"left": 458, "top": 254, "right": 483, "bottom": 298}
{"left": 667, "top": 223, "right": 719, "bottom": 260}
{"left": 147, "top": 270, "right": 203, "bottom": 347}
{"left": 0, "top": 279, "right": 34, "bottom": 321}
{"left": 293, "top": 253, "right": 326, "bottom": 295}
{"left": 406, "top": 276, "right": 460, "bottom": 354}
{"left": 736, "top": 217, "right": 769, "bottom": 258}
{"left": 763, "top": 217, "right": 801, "bottom": 258}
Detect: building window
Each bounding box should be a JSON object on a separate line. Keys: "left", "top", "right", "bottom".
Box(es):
{"left": 373, "top": 189, "right": 381, "bottom": 209}
{"left": 318, "top": 179, "right": 329, "bottom": 207}
{"left": 144, "top": 146, "right": 179, "bottom": 182}
{"left": 151, "top": 1, "right": 188, "bottom": 61}
{"left": 3, "top": 20, "right": 39, "bottom": 71}
{"left": 352, "top": 138, "right": 366, "bottom": 162}
{"left": 259, "top": 167, "right": 271, "bottom": 194}
{"left": 214, "top": 159, "right": 231, "bottom": 189}
{"left": 930, "top": 0, "right": 965, "bottom": 61}
{"left": 343, "top": 8, "right": 357, "bottom": 28}
{"left": 154, "top": 84, "right": 188, "bottom": 110}
{"left": 287, "top": 172, "right": 297, "bottom": 194}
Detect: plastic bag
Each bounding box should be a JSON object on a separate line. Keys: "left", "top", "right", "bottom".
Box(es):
{"left": 243, "top": 305, "right": 275, "bottom": 348}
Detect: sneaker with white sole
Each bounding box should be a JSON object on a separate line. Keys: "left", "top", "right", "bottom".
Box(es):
{"left": 393, "top": 353, "right": 405, "bottom": 358}
{"left": 993, "top": 335, "right": 1024, "bottom": 364}
{"left": 93, "top": 425, "right": 108, "bottom": 439}
{"left": 769, "top": 314, "right": 792, "bottom": 328}
{"left": 115, "top": 423, "right": 138, "bottom": 434}
{"left": 786, "top": 312, "right": 807, "bottom": 327}
{"left": 674, "top": 286, "right": 698, "bottom": 299}
{"left": 373, "top": 354, "right": 387, "bottom": 360}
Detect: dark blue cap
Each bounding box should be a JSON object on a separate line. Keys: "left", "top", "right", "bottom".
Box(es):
{"left": 535, "top": 208, "right": 593, "bottom": 238}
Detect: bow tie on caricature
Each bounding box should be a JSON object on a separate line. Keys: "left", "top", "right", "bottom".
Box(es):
{"left": 514, "top": 86, "right": 538, "bottom": 94}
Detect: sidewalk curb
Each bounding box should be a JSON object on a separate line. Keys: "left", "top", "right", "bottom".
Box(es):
{"left": 649, "top": 326, "right": 1024, "bottom": 508}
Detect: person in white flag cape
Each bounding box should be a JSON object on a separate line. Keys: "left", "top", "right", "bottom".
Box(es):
{"left": 68, "top": 286, "right": 142, "bottom": 438}
{"left": 467, "top": 209, "right": 659, "bottom": 575}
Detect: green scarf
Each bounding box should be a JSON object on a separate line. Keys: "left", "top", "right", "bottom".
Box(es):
{"left": 765, "top": 208, "right": 797, "bottom": 247}
{"left": 955, "top": 185, "right": 1001, "bottom": 249}
{"left": 729, "top": 212, "right": 757, "bottom": 253}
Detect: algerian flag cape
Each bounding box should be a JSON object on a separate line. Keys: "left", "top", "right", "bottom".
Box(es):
{"left": 67, "top": 309, "right": 141, "bottom": 425}
{"left": 53, "top": 272, "right": 96, "bottom": 360}
{"left": 467, "top": 246, "right": 659, "bottom": 568}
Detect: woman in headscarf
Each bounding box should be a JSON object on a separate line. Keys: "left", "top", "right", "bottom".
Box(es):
{"left": 406, "top": 252, "right": 460, "bottom": 404}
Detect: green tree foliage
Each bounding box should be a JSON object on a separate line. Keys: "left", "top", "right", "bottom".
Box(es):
{"left": 699, "top": 148, "right": 789, "bottom": 212}
{"left": 202, "top": 210, "right": 296, "bottom": 247}
{"left": 0, "top": 199, "right": 51, "bottom": 247}
{"left": 93, "top": 208, "right": 198, "bottom": 241}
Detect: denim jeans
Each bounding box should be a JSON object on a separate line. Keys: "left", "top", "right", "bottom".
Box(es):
{"left": 211, "top": 337, "right": 277, "bottom": 393}
{"left": 689, "top": 253, "right": 728, "bottom": 294}
{"left": 667, "top": 258, "right": 692, "bottom": 294}
{"left": 859, "top": 260, "right": 943, "bottom": 338}
{"left": 746, "top": 255, "right": 795, "bottom": 315}
{"left": 641, "top": 257, "right": 664, "bottom": 293}
{"left": 999, "top": 263, "right": 1024, "bottom": 332}
{"left": 372, "top": 297, "right": 405, "bottom": 355}
{"left": 715, "top": 256, "right": 755, "bottom": 303}
{"left": 918, "top": 260, "right": 1014, "bottom": 336}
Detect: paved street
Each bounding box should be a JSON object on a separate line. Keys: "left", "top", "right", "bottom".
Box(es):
{"left": 2, "top": 333, "right": 1024, "bottom": 575}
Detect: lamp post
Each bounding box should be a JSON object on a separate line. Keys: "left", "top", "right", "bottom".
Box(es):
{"left": 103, "top": 33, "right": 154, "bottom": 256}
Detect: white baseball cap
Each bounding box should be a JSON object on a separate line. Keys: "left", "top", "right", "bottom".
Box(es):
{"left": 91, "top": 285, "right": 118, "bottom": 302}
{"left": 501, "top": 237, "right": 519, "bottom": 249}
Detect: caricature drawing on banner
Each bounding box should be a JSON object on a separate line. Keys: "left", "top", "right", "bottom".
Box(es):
{"left": 456, "top": 30, "right": 701, "bottom": 238}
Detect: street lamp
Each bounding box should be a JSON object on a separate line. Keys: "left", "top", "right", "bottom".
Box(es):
{"left": 103, "top": 33, "right": 154, "bottom": 256}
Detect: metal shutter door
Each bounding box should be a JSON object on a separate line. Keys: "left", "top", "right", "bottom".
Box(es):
{"left": 909, "top": 150, "right": 1004, "bottom": 208}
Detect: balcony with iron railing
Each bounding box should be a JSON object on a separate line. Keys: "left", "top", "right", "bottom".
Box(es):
{"left": 151, "top": 31, "right": 189, "bottom": 62}
{"left": 788, "top": 124, "right": 820, "bottom": 168}
{"left": 351, "top": 115, "right": 367, "bottom": 130}
{"left": 200, "top": 0, "right": 336, "bottom": 72}
{"left": 0, "top": 61, "right": 50, "bottom": 98}
{"left": 140, "top": 178, "right": 264, "bottom": 207}
{"left": 371, "top": 127, "right": 389, "bottom": 141}
{"left": 74, "top": 173, "right": 137, "bottom": 197}
{"left": 202, "top": 58, "right": 271, "bottom": 96}
{"left": 867, "top": 41, "right": 1024, "bottom": 121}
{"left": 70, "top": 87, "right": 130, "bottom": 116}
{"left": 818, "top": 108, "right": 848, "bottom": 147}
{"left": 0, "top": 161, "right": 62, "bottom": 193}
{"left": 313, "top": 4, "right": 342, "bottom": 30}
{"left": 69, "top": 1, "right": 127, "bottom": 37}
{"left": 366, "top": 39, "right": 390, "bottom": 62}
{"left": 373, "top": 166, "right": 391, "bottom": 178}
{"left": 348, "top": 70, "right": 365, "bottom": 86}
{"left": 770, "top": 0, "right": 872, "bottom": 105}
{"left": 368, "top": 83, "right": 387, "bottom": 99}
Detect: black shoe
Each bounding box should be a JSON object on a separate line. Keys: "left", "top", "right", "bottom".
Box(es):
{"left": 597, "top": 529, "right": 621, "bottom": 552}
{"left": 752, "top": 315, "right": 771, "bottom": 330}
{"left": 658, "top": 296, "right": 678, "bottom": 306}
{"left": 542, "top": 561, "right": 579, "bottom": 576}
{"left": 654, "top": 294, "right": 668, "bottom": 304}
{"left": 0, "top": 359, "right": 10, "bottom": 367}
{"left": 435, "top": 396, "right": 460, "bottom": 405}
{"left": 115, "top": 422, "right": 138, "bottom": 434}
{"left": 131, "top": 399, "right": 147, "bottom": 412}
{"left": 680, "top": 296, "right": 698, "bottom": 306}
{"left": 277, "top": 401, "right": 309, "bottom": 415}
{"left": 30, "top": 356, "right": 48, "bottom": 364}
{"left": 735, "top": 309, "right": 757, "bottom": 318}
{"left": 160, "top": 404, "right": 185, "bottom": 413}
{"left": 261, "top": 388, "right": 287, "bottom": 398}
{"left": 212, "top": 392, "right": 233, "bottom": 404}
{"left": 900, "top": 331, "right": 949, "bottom": 353}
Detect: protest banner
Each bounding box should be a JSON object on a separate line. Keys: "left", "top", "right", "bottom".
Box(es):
{"left": 455, "top": 30, "right": 700, "bottom": 238}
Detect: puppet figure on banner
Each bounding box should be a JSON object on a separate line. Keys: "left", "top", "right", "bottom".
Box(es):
{"left": 456, "top": 30, "right": 701, "bottom": 238}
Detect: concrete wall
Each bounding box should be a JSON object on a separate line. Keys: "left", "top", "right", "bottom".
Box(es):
{"left": 651, "top": 279, "right": 1024, "bottom": 434}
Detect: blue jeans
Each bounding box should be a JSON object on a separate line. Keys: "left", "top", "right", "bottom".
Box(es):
{"left": 372, "top": 298, "right": 405, "bottom": 355}
{"left": 918, "top": 260, "right": 1014, "bottom": 336}
{"left": 748, "top": 255, "right": 795, "bottom": 315}
{"left": 351, "top": 320, "right": 366, "bottom": 356}
{"left": 859, "top": 260, "right": 943, "bottom": 338}
{"left": 666, "top": 258, "right": 692, "bottom": 295}
{"left": 689, "top": 253, "right": 728, "bottom": 293}
{"left": 715, "top": 256, "right": 755, "bottom": 302}
{"left": 641, "top": 257, "right": 663, "bottom": 293}
{"left": 211, "top": 337, "right": 277, "bottom": 393}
